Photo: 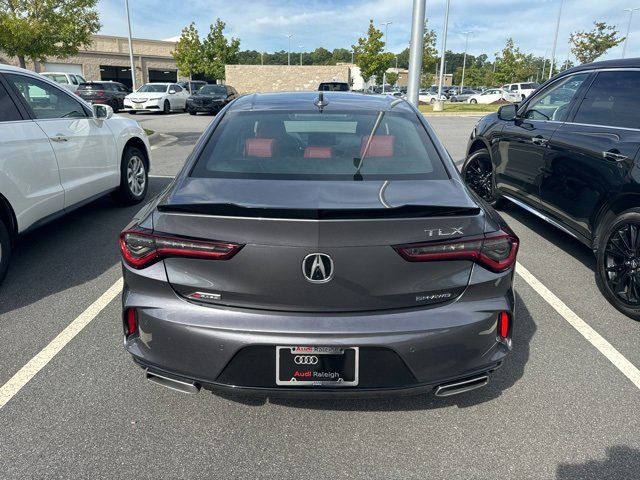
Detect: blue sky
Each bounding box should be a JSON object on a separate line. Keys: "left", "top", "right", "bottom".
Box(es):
{"left": 98, "top": 0, "right": 639, "bottom": 61}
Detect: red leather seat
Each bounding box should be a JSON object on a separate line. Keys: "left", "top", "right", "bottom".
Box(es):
{"left": 360, "top": 135, "right": 395, "bottom": 157}
{"left": 245, "top": 138, "right": 274, "bottom": 158}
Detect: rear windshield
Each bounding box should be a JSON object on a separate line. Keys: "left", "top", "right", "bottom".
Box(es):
{"left": 319, "top": 83, "right": 349, "bottom": 91}
{"left": 190, "top": 110, "right": 448, "bottom": 181}
{"left": 77, "top": 83, "right": 105, "bottom": 90}
{"left": 199, "top": 85, "right": 226, "bottom": 95}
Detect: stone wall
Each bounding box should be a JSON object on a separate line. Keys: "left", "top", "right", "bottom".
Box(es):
{"left": 225, "top": 65, "right": 351, "bottom": 93}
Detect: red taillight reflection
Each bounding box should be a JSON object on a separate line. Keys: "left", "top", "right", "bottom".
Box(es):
{"left": 119, "top": 227, "right": 243, "bottom": 269}
{"left": 125, "top": 308, "right": 137, "bottom": 336}
{"left": 393, "top": 230, "right": 519, "bottom": 273}
{"left": 498, "top": 311, "right": 510, "bottom": 339}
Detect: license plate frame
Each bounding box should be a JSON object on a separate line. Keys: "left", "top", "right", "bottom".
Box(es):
{"left": 275, "top": 346, "right": 359, "bottom": 387}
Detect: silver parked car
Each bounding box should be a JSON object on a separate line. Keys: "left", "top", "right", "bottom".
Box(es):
{"left": 120, "top": 92, "right": 519, "bottom": 397}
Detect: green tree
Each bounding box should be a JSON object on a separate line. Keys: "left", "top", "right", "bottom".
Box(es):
{"left": 331, "top": 48, "right": 352, "bottom": 64}
{"left": 0, "top": 0, "right": 100, "bottom": 69}
{"left": 422, "top": 20, "right": 438, "bottom": 74}
{"left": 494, "top": 38, "right": 536, "bottom": 84}
{"left": 570, "top": 22, "right": 624, "bottom": 64}
{"left": 386, "top": 71, "right": 399, "bottom": 86}
{"left": 201, "top": 18, "right": 240, "bottom": 81}
{"left": 310, "top": 47, "right": 332, "bottom": 65}
{"left": 172, "top": 23, "right": 202, "bottom": 80}
{"left": 352, "top": 20, "right": 394, "bottom": 84}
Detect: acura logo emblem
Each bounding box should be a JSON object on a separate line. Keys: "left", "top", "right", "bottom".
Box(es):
{"left": 294, "top": 355, "right": 319, "bottom": 365}
{"left": 302, "top": 253, "right": 334, "bottom": 283}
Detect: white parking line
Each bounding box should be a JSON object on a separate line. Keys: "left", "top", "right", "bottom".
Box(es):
{"left": 150, "top": 174, "right": 175, "bottom": 178}
{"left": 0, "top": 278, "right": 123, "bottom": 410}
{"left": 516, "top": 262, "right": 640, "bottom": 390}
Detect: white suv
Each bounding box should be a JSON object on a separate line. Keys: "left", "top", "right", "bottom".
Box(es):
{"left": 502, "top": 82, "right": 540, "bottom": 101}
{"left": 40, "top": 72, "right": 87, "bottom": 92}
{"left": 0, "top": 65, "right": 151, "bottom": 284}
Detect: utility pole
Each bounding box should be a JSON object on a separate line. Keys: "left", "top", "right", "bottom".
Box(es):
{"left": 549, "top": 0, "right": 564, "bottom": 80}
{"left": 287, "top": 34, "right": 293, "bottom": 66}
{"left": 406, "top": 0, "right": 426, "bottom": 106}
{"left": 623, "top": 8, "right": 640, "bottom": 58}
{"left": 299, "top": 45, "right": 304, "bottom": 66}
{"left": 381, "top": 21, "right": 392, "bottom": 94}
{"left": 261, "top": 52, "right": 264, "bottom": 66}
{"left": 436, "top": 0, "right": 451, "bottom": 109}
{"left": 541, "top": 49, "right": 548, "bottom": 79}
{"left": 461, "top": 31, "right": 471, "bottom": 91}
{"left": 124, "top": 0, "right": 137, "bottom": 90}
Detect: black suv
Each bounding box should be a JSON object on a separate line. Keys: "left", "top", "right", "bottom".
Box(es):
{"left": 76, "top": 81, "right": 130, "bottom": 112}
{"left": 462, "top": 58, "right": 640, "bottom": 320}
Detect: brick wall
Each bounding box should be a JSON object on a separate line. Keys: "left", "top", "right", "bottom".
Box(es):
{"left": 225, "top": 65, "right": 351, "bottom": 93}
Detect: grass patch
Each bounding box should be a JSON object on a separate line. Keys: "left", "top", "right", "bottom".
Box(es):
{"left": 419, "top": 103, "right": 500, "bottom": 114}
{"left": 144, "top": 128, "right": 154, "bottom": 136}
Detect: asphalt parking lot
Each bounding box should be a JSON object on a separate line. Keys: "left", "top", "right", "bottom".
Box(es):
{"left": 1, "top": 111, "right": 639, "bottom": 479}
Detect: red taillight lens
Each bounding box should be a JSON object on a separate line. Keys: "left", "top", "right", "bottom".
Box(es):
{"left": 125, "top": 308, "right": 138, "bottom": 336}
{"left": 119, "top": 227, "right": 243, "bottom": 269}
{"left": 498, "top": 311, "right": 510, "bottom": 340}
{"left": 394, "top": 230, "right": 519, "bottom": 272}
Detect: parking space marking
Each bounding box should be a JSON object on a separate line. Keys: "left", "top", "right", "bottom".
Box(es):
{"left": 0, "top": 278, "right": 123, "bottom": 410}
{"left": 149, "top": 174, "right": 175, "bottom": 178}
{"left": 517, "top": 262, "right": 640, "bottom": 390}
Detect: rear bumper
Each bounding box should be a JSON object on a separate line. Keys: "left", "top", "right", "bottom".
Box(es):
{"left": 122, "top": 262, "right": 515, "bottom": 396}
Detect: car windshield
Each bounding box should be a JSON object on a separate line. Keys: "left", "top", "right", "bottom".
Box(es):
{"left": 137, "top": 84, "right": 167, "bottom": 93}
{"left": 319, "top": 83, "right": 349, "bottom": 91}
{"left": 198, "top": 85, "right": 226, "bottom": 95}
{"left": 190, "top": 110, "right": 448, "bottom": 181}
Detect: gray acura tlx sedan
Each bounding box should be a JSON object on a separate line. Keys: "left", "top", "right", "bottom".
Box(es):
{"left": 119, "top": 92, "right": 519, "bottom": 398}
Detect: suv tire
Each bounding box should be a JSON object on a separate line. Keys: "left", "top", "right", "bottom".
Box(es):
{"left": 462, "top": 148, "right": 506, "bottom": 208}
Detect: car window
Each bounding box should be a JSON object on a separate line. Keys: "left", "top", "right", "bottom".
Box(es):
{"left": 138, "top": 84, "right": 168, "bottom": 93}
{"left": 190, "top": 111, "right": 449, "bottom": 181}
{"left": 572, "top": 71, "right": 640, "bottom": 130}
{"left": 511, "top": 85, "right": 518, "bottom": 91}
{"left": 7, "top": 73, "right": 89, "bottom": 120}
{"left": 76, "top": 75, "right": 86, "bottom": 84}
{"left": 44, "top": 73, "right": 69, "bottom": 84}
{"left": 0, "top": 81, "right": 23, "bottom": 122}
{"left": 172, "top": 84, "right": 183, "bottom": 92}
{"left": 70, "top": 75, "right": 79, "bottom": 85}
{"left": 523, "top": 73, "right": 589, "bottom": 121}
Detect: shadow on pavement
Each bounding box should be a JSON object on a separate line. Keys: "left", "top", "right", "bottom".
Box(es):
{"left": 556, "top": 446, "right": 640, "bottom": 480}
{"left": 216, "top": 290, "right": 535, "bottom": 411}
{"left": 0, "top": 178, "right": 170, "bottom": 315}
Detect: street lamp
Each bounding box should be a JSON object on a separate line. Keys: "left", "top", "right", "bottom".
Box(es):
{"left": 406, "top": 0, "right": 426, "bottom": 106}
{"left": 437, "top": 0, "right": 451, "bottom": 105}
{"left": 299, "top": 45, "right": 304, "bottom": 66}
{"left": 461, "top": 31, "right": 471, "bottom": 91}
{"left": 287, "top": 34, "right": 293, "bottom": 66}
{"left": 549, "top": 0, "right": 564, "bottom": 79}
{"left": 623, "top": 7, "right": 640, "bottom": 58}
{"left": 381, "top": 21, "right": 392, "bottom": 94}
{"left": 124, "top": 0, "right": 136, "bottom": 90}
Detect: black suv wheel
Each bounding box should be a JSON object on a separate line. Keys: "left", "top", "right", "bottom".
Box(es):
{"left": 462, "top": 149, "right": 505, "bottom": 208}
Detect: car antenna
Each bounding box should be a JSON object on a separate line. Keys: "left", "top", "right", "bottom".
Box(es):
{"left": 314, "top": 91, "right": 329, "bottom": 111}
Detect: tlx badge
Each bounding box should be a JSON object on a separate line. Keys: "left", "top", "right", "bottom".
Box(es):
{"left": 424, "top": 227, "right": 464, "bottom": 237}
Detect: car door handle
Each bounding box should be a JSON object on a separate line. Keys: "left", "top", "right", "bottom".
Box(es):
{"left": 49, "top": 135, "right": 68, "bottom": 143}
{"left": 602, "top": 151, "right": 629, "bottom": 162}
{"left": 530, "top": 136, "right": 549, "bottom": 147}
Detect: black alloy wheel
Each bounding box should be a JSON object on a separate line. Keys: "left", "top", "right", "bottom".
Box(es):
{"left": 462, "top": 149, "right": 504, "bottom": 207}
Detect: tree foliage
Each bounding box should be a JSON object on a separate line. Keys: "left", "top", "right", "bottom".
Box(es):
{"left": 352, "top": 19, "right": 394, "bottom": 84}
{"left": 201, "top": 18, "right": 240, "bottom": 81}
{"left": 570, "top": 22, "right": 624, "bottom": 64}
{"left": 385, "top": 71, "right": 399, "bottom": 86}
{"left": 422, "top": 20, "right": 438, "bottom": 74}
{"left": 0, "top": 0, "right": 100, "bottom": 69}
{"left": 494, "top": 38, "right": 536, "bottom": 84}
{"left": 172, "top": 22, "right": 202, "bottom": 79}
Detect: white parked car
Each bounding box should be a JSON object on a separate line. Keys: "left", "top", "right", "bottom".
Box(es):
{"left": 418, "top": 89, "right": 447, "bottom": 104}
{"left": 467, "top": 88, "right": 520, "bottom": 104}
{"left": 0, "top": 65, "right": 151, "bottom": 284}
{"left": 40, "top": 72, "right": 87, "bottom": 92}
{"left": 502, "top": 82, "right": 540, "bottom": 101}
{"left": 124, "top": 83, "right": 189, "bottom": 114}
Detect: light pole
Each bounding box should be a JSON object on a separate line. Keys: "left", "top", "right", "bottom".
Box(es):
{"left": 406, "top": 0, "right": 426, "bottom": 106}
{"left": 287, "top": 34, "right": 293, "bottom": 66}
{"left": 261, "top": 51, "right": 264, "bottom": 66}
{"left": 541, "top": 49, "right": 548, "bottom": 79}
{"left": 124, "top": 0, "right": 136, "bottom": 90}
{"left": 381, "top": 21, "right": 393, "bottom": 94}
{"left": 623, "top": 8, "right": 640, "bottom": 58}
{"left": 436, "top": 0, "right": 451, "bottom": 109}
{"left": 299, "top": 45, "right": 304, "bottom": 66}
{"left": 461, "top": 31, "right": 471, "bottom": 91}
{"left": 351, "top": 49, "right": 354, "bottom": 64}
{"left": 549, "top": 0, "right": 564, "bottom": 80}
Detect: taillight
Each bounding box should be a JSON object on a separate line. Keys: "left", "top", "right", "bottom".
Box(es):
{"left": 394, "top": 230, "right": 519, "bottom": 272}
{"left": 125, "top": 308, "right": 138, "bottom": 336}
{"left": 119, "top": 227, "right": 243, "bottom": 269}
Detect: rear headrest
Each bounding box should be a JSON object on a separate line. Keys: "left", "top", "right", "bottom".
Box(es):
{"left": 360, "top": 135, "right": 395, "bottom": 157}
{"left": 304, "top": 146, "right": 332, "bottom": 158}
{"left": 245, "top": 138, "right": 274, "bottom": 158}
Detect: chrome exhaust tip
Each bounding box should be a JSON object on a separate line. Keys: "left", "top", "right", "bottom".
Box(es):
{"left": 434, "top": 375, "right": 489, "bottom": 397}
{"left": 145, "top": 369, "right": 200, "bottom": 395}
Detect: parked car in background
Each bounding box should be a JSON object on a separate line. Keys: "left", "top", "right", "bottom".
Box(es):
{"left": 462, "top": 58, "right": 640, "bottom": 320}
{"left": 450, "top": 89, "right": 480, "bottom": 102}
{"left": 119, "top": 91, "right": 519, "bottom": 397}
{"left": 318, "top": 81, "right": 350, "bottom": 91}
{"left": 419, "top": 87, "right": 447, "bottom": 104}
{"left": 503, "top": 82, "right": 539, "bottom": 101}
{"left": 186, "top": 84, "right": 238, "bottom": 115}
{"left": 467, "top": 88, "right": 519, "bottom": 104}
{"left": 40, "top": 72, "right": 87, "bottom": 92}
{"left": 76, "top": 81, "right": 130, "bottom": 112}
{"left": 0, "top": 65, "right": 151, "bottom": 284}
{"left": 124, "top": 82, "right": 189, "bottom": 114}
{"left": 178, "top": 80, "right": 207, "bottom": 94}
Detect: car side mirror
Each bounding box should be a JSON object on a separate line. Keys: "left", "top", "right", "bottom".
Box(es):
{"left": 498, "top": 104, "right": 517, "bottom": 121}
{"left": 169, "top": 89, "right": 176, "bottom": 94}
{"left": 93, "top": 104, "right": 113, "bottom": 120}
